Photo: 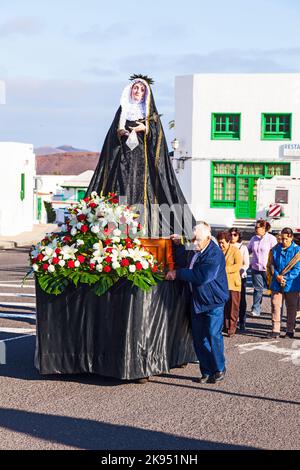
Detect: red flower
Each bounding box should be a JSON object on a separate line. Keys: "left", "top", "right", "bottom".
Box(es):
{"left": 126, "top": 243, "right": 133, "bottom": 249}
{"left": 121, "top": 259, "right": 129, "bottom": 267}
{"left": 52, "top": 257, "right": 59, "bottom": 265}
{"left": 37, "top": 254, "right": 44, "bottom": 262}
{"left": 111, "top": 197, "right": 118, "bottom": 204}
{"left": 104, "top": 238, "right": 112, "bottom": 245}
{"left": 55, "top": 248, "right": 61, "bottom": 254}
{"left": 67, "top": 260, "right": 75, "bottom": 268}
{"left": 80, "top": 225, "right": 88, "bottom": 233}
{"left": 77, "top": 214, "right": 86, "bottom": 222}
{"left": 135, "top": 262, "right": 143, "bottom": 271}
{"left": 89, "top": 263, "right": 95, "bottom": 270}
{"left": 137, "top": 223, "right": 142, "bottom": 230}
{"left": 63, "top": 236, "right": 72, "bottom": 243}
{"left": 89, "top": 202, "right": 97, "bottom": 209}
{"left": 105, "top": 247, "right": 113, "bottom": 253}
{"left": 103, "top": 265, "right": 111, "bottom": 273}
{"left": 151, "top": 265, "right": 158, "bottom": 273}
{"left": 77, "top": 255, "right": 85, "bottom": 264}
{"left": 105, "top": 256, "right": 112, "bottom": 263}
{"left": 42, "top": 263, "right": 49, "bottom": 271}
{"left": 125, "top": 238, "right": 132, "bottom": 244}
{"left": 83, "top": 197, "right": 90, "bottom": 203}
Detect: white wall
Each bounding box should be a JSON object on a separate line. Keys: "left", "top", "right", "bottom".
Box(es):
{"left": 175, "top": 73, "right": 300, "bottom": 225}
{"left": 0, "top": 142, "right": 35, "bottom": 235}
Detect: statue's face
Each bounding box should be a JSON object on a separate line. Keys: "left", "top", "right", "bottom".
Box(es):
{"left": 131, "top": 82, "right": 146, "bottom": 102}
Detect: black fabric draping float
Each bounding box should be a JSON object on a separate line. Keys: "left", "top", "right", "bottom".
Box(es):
{"left": 35, "top": 280, "right": 196, "bottom": 379}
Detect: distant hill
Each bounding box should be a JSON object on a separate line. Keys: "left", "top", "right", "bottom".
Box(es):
{"left": 36, "top": 152, "right": 99, "bottom": 175}
{"left": 34, "top": 145, "right": 91, "bottom": 156}
{"left": 56, "top": 145, "right": 90, "bottom": 152}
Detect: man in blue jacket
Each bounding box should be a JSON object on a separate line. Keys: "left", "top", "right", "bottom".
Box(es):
{"left": 166, "top": 222, "right": 229, "bottom": 384}
{"left": 270, "top": 227, "right": 300, "bottom": 339}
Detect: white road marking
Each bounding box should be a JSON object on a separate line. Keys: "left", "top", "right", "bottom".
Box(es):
{"left": 0, "top": 302, "right": 36, "bottom": 307}
{"left": 0, "top": 327, "right": 35, "bottom": 334}
{"left": 0, "top": 313, "right": 36, "bottom": 320}
{"left": 0, "top": 292, "right": 35, "bottom": 298}
{"left": 0, "top": 283, "right": 35, "bottom": 289}
{"left": 238, "top": 341, "right": 300, "bottom": 365}
{"left": 0, "top": 333, "right": 35, "bottom": 343}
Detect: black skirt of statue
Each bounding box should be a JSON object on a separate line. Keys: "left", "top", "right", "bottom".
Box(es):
{"left": 35, "top": 280, "right": 197, "bottom": 379}
{"left": 87, "top": 108, "right": 195, "bottom": 238}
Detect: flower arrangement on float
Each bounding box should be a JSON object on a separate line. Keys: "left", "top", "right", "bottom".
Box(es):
{"left": 28, "top": 192, "right": 163, "bottom": 295}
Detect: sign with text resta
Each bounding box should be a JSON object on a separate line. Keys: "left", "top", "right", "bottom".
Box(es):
{"left": 283, "top": 144, "right": 300, "bottom": 157}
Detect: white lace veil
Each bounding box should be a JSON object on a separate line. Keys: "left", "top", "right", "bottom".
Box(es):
{"left": 118, "top": 79, "right": 151, "bottom": 134}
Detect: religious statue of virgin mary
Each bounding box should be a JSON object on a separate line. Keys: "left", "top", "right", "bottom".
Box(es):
{"left": 87, "top": 74, "right": 194, "bottom": 238}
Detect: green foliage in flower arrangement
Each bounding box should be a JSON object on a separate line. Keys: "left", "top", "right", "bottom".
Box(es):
{"left": 27, "top": 192, "right": 164, "bottom": 296}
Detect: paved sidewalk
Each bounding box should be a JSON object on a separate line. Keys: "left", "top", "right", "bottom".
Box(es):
{"left": 0, "top": 224, "right": 58, "bottom": 249}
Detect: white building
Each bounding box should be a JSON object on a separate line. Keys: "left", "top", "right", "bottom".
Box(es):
{"left": 0, "top": 142, "right": 35, "bottom": 235}
{"left": 174, "top": 73, "right": 300, "bottom": 227}
{"left": 34, "top": 171, "right": 93, "bottom": 224}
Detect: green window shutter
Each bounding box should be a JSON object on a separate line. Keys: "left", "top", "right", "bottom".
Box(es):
{"left": 211, "top": 113, "right": 241, "bottom": 140}
{"left": 261, "top": 113, "right": 291, "bottom": 140}
{"left": 20, "top": 173, "right": 25, "bottom": 201}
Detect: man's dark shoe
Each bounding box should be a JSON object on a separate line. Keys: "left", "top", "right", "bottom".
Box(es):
{"left": 239, "top": 323, "right": 246, "bottom": 332}
{"left": 194, "top": 375, "right": 211, "bottom": 384}
{"left": 213, "top": 369, "right": 226, "bottom": 383}
{"left": 283, "top": 332, "right": 294, "bottom": 339}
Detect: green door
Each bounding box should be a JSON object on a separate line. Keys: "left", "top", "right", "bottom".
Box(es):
{"left": 37, "top": 197, "right": 42, "bottom": 221}
{"left": 235, "top": 177, "right": 258, "bottom": 219}
{"left": 77, "top": 189, "right": 86, "bottom": 202}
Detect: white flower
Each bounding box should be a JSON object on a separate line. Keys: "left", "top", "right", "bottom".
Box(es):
{"left": 120, "top": 249, "right": 129, "bottom": 257}
{"left": 32, "top": 263, "right": 39, "bottom": 272}
{"left": 113, "top": 228, "right": 122, "bottom": 237}
{"left": 133, "top": 238, "right": 141, "bottom": 245}
{"left": 96, "top": 264, "right": 103, "bottom": 272}
{"left": 100, "top": 218, "right": 108, "bottom": 227}
{"left": 112, "top": 261, "right": 121, "bottom": 269}
{"left": 141, "top": 260, "right": 149, "bottom": 270}
{"left": 76, "top": 222, "right": 83, "bottom": 229}
{"left": 76, "top": 239, "right": 84, "bottom": 246}
{"left": 59, "top": 259, "right": 66, "bottom": 267}
{"left": 91, "top": 225, "right": 100, "bottom": 234}
{"left": 61, "top": 244, "right": 78, "bottom": 260}
{"left": 70, "top": 227, "right": 77, "bottom": 236}
{"left": 74, "top": 260, "right": 80, "bottom": 268}
{"left": 48, "top": 265, "right": 55, "bottom": 273}
{"left": 112, "top": 236, "right": 120, "bottom": 243}
{"left": 91, "top": 191, "right": 98, "bottom": 198}
{"left": 129, "top": 265, "right": 136, "bottom": 273}
{"left": 44, "top": 246, "right": 54, "bottom": 257}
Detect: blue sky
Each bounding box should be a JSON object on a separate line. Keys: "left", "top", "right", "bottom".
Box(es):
{"left": 0, "top": 0, "right": 300, "bottom": 150}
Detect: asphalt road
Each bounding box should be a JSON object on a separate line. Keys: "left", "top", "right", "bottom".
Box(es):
{"left": 0, "top": 248, "right": 299, "bottom": 450}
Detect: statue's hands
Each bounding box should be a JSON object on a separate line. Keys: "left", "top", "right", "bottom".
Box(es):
{"left": 129, "top": 122, "right": 146, "bottom": 133}
{"left": 117, "top": 129, "right": 129, "bottom": 137}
